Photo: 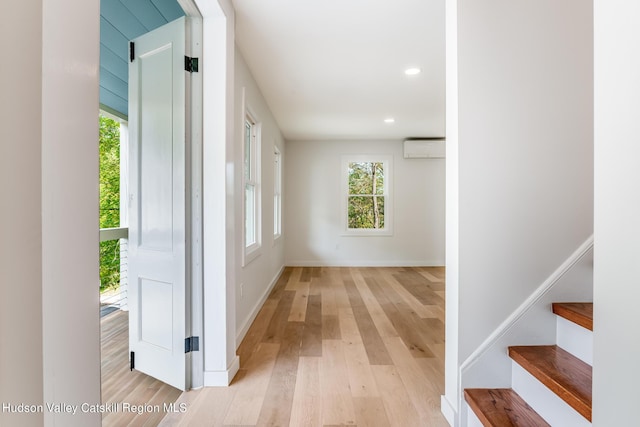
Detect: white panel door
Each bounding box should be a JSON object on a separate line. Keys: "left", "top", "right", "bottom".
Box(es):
{"left": 128, "top": 17, "right": 188, "bottom": 391}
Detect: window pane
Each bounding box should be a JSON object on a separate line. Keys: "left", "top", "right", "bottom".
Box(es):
{"left": 373, "top": 162, "right": 384, "bottom": 195}
{"left": 348, "top": 161, "right": 384, "bottom": 196}
{"left": 348, "top": 162, "right": 373, "bottom": 195}
{"left": 244, "top": 121, "right": 252, "bottom": 181}
{"left": 348, "top": 196, "right": 385, "bottom": 229}
{"left": 245, "top": 184, "right": 255, "bottom": 246}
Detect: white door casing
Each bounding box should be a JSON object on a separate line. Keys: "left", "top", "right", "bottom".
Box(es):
{"left": 128, "top": 17, "right": 189, "bottom": 391}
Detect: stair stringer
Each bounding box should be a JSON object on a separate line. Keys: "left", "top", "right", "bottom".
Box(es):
{"left": 458, "top": 238, "right": 593, "bottom": 426}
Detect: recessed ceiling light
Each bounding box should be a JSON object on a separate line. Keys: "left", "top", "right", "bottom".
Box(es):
{"left": 405, "top": 67, "right": 422, "bottom": 76}
{"left": 384, "top": 118, "right": 395, "bottom": 124}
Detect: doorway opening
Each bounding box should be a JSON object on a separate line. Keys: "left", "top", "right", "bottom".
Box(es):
{"left": 98, "top": 0, "right": 198, "bottom": 419}
{"left": 98, "top": 111, "right": 182, "bottom": 424}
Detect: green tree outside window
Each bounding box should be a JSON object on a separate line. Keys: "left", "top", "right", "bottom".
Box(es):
{"left": 348, "top": 162, "right": 385, "bottom": 229}
{"left": 99, "top": 115, "right": 121, "bottom": 292}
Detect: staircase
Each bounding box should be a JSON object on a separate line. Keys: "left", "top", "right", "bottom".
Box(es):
{"left": 465, "top": 302, "right": 593, "bottom": 426}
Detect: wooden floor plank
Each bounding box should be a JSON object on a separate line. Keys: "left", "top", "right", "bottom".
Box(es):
{"left": 338, "top": 307, "right": 361, "bottom": 339}
{"left": 382, "top": 336, "right": 443, "bottom": 424}
{"left": 262, "top": 290, "right": 296, "bottom": 343}
{"left": 371, "top": 365, "right": 422, "bottom": 427}
{"left": 322, "top": 315, "right": 341, "bottom": 340}
{"left": 416, "top": 267, "right": 444, "bottom": 283}
{"left": 256, "top": 322, "right": 305, "bottom": 426}
{"left": 353, "top": 397, "right": 391, "bottom": 427}
{"left": 320, "top": 340, "right": 357, "bottom": 426}
{"left": 365, "top": 276, "right": 434, "bottom": 359}
{"left": 238, "top": 298, "right": 279, "bottom": 366}
{"left": 223, "top": 343, "right": 281, "bottom": 425}
{"left": 321, "top": 284, "right": 338, "bottom": 316}
{"left": 342, "top": 271, "right": 393, "bottom": 365}
{"left": 289, "top": 357, "right": 322, "bottom": 427}
{"left": 350, "top": 269, "right": 399, "bottom": 338}
{"left": 288, "top": 281, "right": 311, "bottom": 322}
{"left": 392, "top": 269, "right": 443, "bottom": 305}
{"left": 342, "top": 336, "right": 380, "bottom": 397}
{"left": 267, "top": 267, "right": 293, "bottom": 301}
{"left": 301, "top": 294, "right": 323, "bottom": 356}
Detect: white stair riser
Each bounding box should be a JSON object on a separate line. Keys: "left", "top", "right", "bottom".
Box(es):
{"left": 465, "top": 402, "right": 484, "bottom": 427}
{"left": 511, "top": 362, "right": 591, "bottom": 427}
{"left": 556, "top": 316, "right": 593, "bottom": 365}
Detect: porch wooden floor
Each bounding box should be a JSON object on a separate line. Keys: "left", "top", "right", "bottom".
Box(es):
{"left": 159, "top": 266, "right": 448, "bottom": 427}
{"left": 101, "top": 310, "right": 182, "bottom": 426}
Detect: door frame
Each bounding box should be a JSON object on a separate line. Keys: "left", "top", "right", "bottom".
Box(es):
{"left": 178, "top": 0, "right": 204, "bottom": 390}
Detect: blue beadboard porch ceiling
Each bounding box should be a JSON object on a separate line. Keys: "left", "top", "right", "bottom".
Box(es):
{"left": 100, "top": 0, "right": 184, "bottom": 118}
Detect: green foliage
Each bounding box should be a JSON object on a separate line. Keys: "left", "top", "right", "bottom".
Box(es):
{"left": 347, "top": 162, "right": 385, "bottom": 229}
{"left": 99, "top": 115, "right": 121, "bottom": 292}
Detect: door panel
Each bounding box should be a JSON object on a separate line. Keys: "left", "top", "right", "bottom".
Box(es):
{"left": 128, "top": 17, "right": 187, "bottom": 391}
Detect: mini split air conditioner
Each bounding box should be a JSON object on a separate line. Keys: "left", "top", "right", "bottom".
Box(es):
{"left": 403, "top": 138, "right": 445, "bottom": 159}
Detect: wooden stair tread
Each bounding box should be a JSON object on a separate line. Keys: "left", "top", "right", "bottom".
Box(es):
{"left": 465, "top": 388, "right": 550, "bottom": 426}
{"left": 552, "top": 302, "right": 593, "bottom": 331}
{"left": 509, "top": 345, "right": 592, "bottom": 421}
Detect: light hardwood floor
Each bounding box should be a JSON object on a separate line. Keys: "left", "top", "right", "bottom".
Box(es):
{"left": 159, "top": 266, "right": 447, "bottom": 427}
{"left": 101, "top": 310, "right": 182, "bottom": 426}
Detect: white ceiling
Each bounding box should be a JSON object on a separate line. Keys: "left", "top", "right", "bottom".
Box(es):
{"left": 232, "top": 0, "right": 446, "bottom": 141}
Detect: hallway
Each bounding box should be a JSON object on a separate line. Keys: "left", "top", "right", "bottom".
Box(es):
{"left": 159, "top": 266, "right": 447, "bottom": 426}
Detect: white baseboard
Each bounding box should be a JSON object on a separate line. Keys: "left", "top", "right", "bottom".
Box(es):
{"left": 203, "top": 355, "right": 240, "bottom": 386}
{"left": 235, "top": 265, "right": 285, "bottom": 348}
{"left": 441, "top": 394, "right": 457, "bottom": 426}
{"left": 285, "top": 260, "right": 444, "bottom": 267}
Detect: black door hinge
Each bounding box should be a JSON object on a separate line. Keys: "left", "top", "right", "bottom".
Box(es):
{"left": 185, "top": 56, "right": 199, "bottom": 73}
{"left": 184, "top": 336, "right": 200, "bottom": 353}
{"left": 130, "top": 351, "right": 135, "bottom": 371}
{"left": 129, "top": 42, "right": 135, "bottom": 62}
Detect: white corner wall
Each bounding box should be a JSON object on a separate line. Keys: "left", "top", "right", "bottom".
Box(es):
{"left": 234, "top": 47, "right": 286, "bottom": 345}
{"left": 284, "top": 140, "right": 445, "bottom": 267}
{"left": 446, "top": 0, "right": 593, "bottom": 423}
{"left": 0, "top": 1, "right": 102, "bottom": 426}
{"left": 593, "top": 2, "right": 640, "bottom": 424}
{"left": 0, "top": 2, "right": 45, "bottom": 425}
{"left": 199, "top": 0, "right": 242, "bottom": 386}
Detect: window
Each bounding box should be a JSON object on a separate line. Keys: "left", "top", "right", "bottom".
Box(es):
{"left": 342, "top": 155, "right": 393, "bottom": 235}
{"left": 274, "top": 146, "right": 282, "bottom": 239}
{"left": 244, "top": 113, "right": 261, "bottom": 259}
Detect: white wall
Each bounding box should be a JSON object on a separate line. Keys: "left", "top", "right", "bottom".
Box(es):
{"left": 593, "top": 2, "right": 640, "bottom": 424}
{"left": 0, "top": 0, "right": 102, "bottom": 426}
{"left": 285, "top": 140, "right": 445, "bottom": 266}
{"left": 0, "top": 2, "right": 44, "bottom": 426}
{"left": 234, "top": 47, "right": 286, "bottom": 345}
{"left": 445, "top": 0, "right": 593, "bottom": 422}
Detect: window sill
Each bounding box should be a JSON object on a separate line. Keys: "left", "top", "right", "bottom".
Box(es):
{"left": 341, "top": 228, "right": 393, "bottom": 237}
{"left": 243, "top": 244, "right": 262, "bottom": 266}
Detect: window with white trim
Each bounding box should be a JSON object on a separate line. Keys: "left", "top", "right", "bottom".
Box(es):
{"left": 273, "top": 146, "right": 282, "bottom": 239}
{"left": 244, "top": 113, "right": 261, "bottom": 257}
{"left": 342, "top": 155, "right": 393, "bottom": 235}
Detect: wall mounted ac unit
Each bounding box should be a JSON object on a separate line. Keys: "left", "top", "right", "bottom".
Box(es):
{"left": 403, "top": 138, "right": 445, "bottom": 159}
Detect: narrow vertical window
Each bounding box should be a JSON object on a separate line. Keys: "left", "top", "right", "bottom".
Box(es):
{"left": 244, "top": 112, "right": 261, "bottom": 261}
{"left": 274, "top": 146, "right": 282, "bottom": 239}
